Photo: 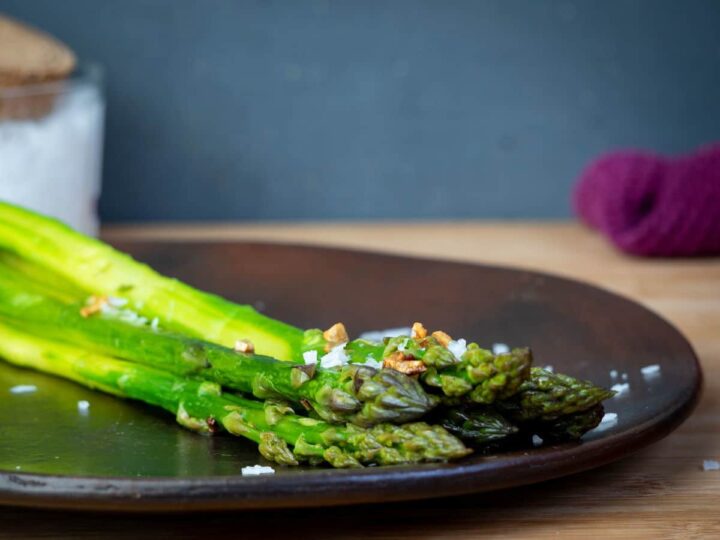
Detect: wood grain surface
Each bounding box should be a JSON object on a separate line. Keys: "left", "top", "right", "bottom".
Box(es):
{"left": 2, "top": 221, "right": 718, "bottom": 539}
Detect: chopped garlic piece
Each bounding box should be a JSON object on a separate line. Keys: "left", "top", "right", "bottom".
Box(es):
{"left": 411, "top": 322, "right": 427, "bottom": 339}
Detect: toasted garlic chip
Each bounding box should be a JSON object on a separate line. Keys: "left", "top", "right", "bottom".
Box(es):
{"left": 323, "top": 322, "right": 349, "bottom": 348}
{"left": 234, "top": 339, "right": 255, "bottom": 354}
{"left": 411, "top": 322, "right": 427, "bottom": 340}
{"left": 383, "top": 351, "right": 427, "bottom": 375}
{"left": 80, "top": 295, "right": 108, "bottom": 318}
{"left": 431, "top": 330, "right": 452, "bottom": 347}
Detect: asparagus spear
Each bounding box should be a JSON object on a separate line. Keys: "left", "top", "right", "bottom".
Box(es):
{"left": 0, "top": 321, "right": 470, "bottom": 467}
{"left": 529, "top": 403, "right": 606, "bottom": 441}
{"left": 0, "top": 202, "right": 533, "bottom": 404}
{"left": 0, "top": 201, "right": 305, "bottom": 360}
{"left": 434, "top": 406, "right": 519, "bottom": 446}
{"left": 496, "top": 367, "right": 615, "bottom": 422}
{"left": 0, "top": 271, "right": 436, "bottom": 427}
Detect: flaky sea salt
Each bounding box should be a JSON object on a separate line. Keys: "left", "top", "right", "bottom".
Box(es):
{"left": 609, "top": 369, "right": 618, "bottom": 379}
{"left": 150, "top": 317, "right": 160, "bottom": 331}
{"left": 532, "top": 435, "right": 544, "bottom": 447}
{"left": 77, "top": 400, "right": 90, "bottom": 414}
{"left": 621, "top": 373, "right": 628, "bottom": 381}
{"left": 592, "top": 412, "right": 618, "bottom": 432}
{"left": 241, "top": 465, "right": 275, "bottom": 476}
{"left": 302, "top": 350, "right": 318, "bottom": 365}
{"left": 363, "top": 357, "right": 383, "bottom": 369}
{"left": 358, "top": 327, "right": 412, "bottom": 342}
{"left": 641, "top": 364, "right": 661, "bottom": 378}
{"left": 702, "top": 460, "right": 720, "bottom": 471}
{"left": 9, "top": 385, "right": 37, "bottom": 395}
{"left": 448, "top": 339, "right": 468, "bottom": 360}
{"left": 611, "top": 382, "right": 630, "bottom": 397}
{"left": 492, "top": 343, "right": 510, "bottom": 355}
{"left": 544, "top": 365, "right": 554, "bottom": 373}
{"left": 320, "top": 344, "right": 348, "bottom": 369}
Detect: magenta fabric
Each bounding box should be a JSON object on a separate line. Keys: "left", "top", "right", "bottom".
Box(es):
{"left": 573, "top": 144, "right": 720, "bottom": 257}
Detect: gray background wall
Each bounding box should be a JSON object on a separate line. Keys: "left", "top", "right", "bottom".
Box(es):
{"left": 4, "top": 0, "right": 720, "bottom": 222}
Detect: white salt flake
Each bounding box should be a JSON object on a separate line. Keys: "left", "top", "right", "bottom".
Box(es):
{"left": 9, "top": 385, "right": 37, "bottom": 395}
{"left": 609, "top": 369, "right": 618, "bottom": 379}
{"left": 641, "top": 364, "right": 661, "bottom": 379}
{"left": 532, "top": 435, "right": 544, "bottom": 447}
{"left": 150, "top": 317, "right": 160, "bottom": 331}
{"left": 397, "top": 339, "right": 410, "bottom": 353}
{"left": 363, "top": 356, "right": 383, "bottom": 369}
{"left": 703, "top": 460, "right": 720, "bottom": 471}
{"left": 320, "top": 344, "right": 348, "bottom": 369}
{"left": 611, "top": 382, "right": 630, "bottom": 397}
{"left": 302, "top": 350, "right": 318, "bottom": 365}
{"left": 591, "top": 412, "right": 618, "bottom": 433}
{"left": 621, "top": 373, "right": 628, "bottom": 381}
{"left": 107, "top": 296, "right": 128, "bottom": 308}
{"left": 241, "top": 465, "right": 275, "bottom": 476}
{"left": 15, "top": 466, "right": 21, "bottom": 471}
{"left": 448, "top": 339, "right": 468, "bottom": 360}
{"left": 544, "top": 365, "right": 554, "bottom": 373}
{"left": 77, "top": 400, "right": 90, "bottom": 414}
{"left": 492, "top": 343, "right": 510, "bottom": 355}
{"left": 358, "top": 327, "right": 411, "bottom": 342}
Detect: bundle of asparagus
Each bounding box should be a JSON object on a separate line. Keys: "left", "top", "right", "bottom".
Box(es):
{"left": 0, "top": 201, "right": 614, "bottom": 468}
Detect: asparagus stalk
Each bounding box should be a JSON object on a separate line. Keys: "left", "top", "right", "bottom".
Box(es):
{"left": 0, "top": 321, "right": 471, "bottom": 467}
{"left": 0, "top": 202, "right": 533, "bottom": 404}
{"left": 0, "top": 271, "right": 436, "bottom": 427}
{"left": 530, "top": 403, "right": 606, "bottom": 441}
{"left": 434, "top": 406, "right": 519, "bottom": 446}
{"left": 496, "top": 367, "right": 615, "bottom": 422}
{"left": 0, "top": 201, "right": 305, "bottom": 360}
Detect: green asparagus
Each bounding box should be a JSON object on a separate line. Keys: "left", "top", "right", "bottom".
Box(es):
{"left": 530, "top": 403, "right": 606, "bottom": 441}
{"left": 435, "top": 406, "right": 519, "bottom": 446}
{"left": 0, "top": 270, "right": 436, "bottom": 427}
{"left": 0, "top": 320, "right": 470, "bottom": 467}
{"left": 497, "top": 367, "right": 615, "bottom": 422}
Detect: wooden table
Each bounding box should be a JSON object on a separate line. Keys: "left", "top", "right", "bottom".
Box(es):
{"left": 2, "top": 221, "right": 718, "bottom": 539}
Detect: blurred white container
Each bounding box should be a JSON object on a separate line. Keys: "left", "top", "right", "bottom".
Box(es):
{"left": 0, "top": 64, "right": 104, "bottom": 236}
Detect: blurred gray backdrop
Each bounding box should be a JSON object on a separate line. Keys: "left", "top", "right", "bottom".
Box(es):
{"left": 4, "top": 0, "right": 720, "bottom": 222}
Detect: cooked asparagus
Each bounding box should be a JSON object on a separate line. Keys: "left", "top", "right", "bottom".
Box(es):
{"left": 0, "top": 270, "right": 436, "bottom": 427}
{"left": 0, "top": 320, "right": 470, "bottom": 467}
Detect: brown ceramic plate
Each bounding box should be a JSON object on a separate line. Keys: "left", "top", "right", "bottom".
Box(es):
{"left": 0, "top": 242, "right": 701, "bottom": 511}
